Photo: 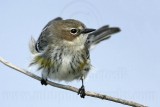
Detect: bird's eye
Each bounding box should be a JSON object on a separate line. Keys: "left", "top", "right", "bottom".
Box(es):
{"left": 70, "top": 28, "right": 78, "bottom": 34}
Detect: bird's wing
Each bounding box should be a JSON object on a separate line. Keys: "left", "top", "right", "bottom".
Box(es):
{"left": 86, "top": 25, "right": 121, "bottom": 49}
{"left": 35, "top": 17, "right": 63, "bottom": 52}
{"left": 42, "top": 17, "right": 63, "bottom": 31}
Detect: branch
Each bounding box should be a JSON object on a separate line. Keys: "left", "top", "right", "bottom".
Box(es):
{"left": 0, "top": 56, "right": 147, "bottom": 107}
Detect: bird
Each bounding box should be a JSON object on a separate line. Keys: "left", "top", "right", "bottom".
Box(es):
{"left": 29, "top": 17, "right": 120, "bottom": 98}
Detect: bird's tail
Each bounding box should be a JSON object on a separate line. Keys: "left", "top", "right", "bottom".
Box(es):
{"left": 87, "top": 25, "right": 121, "bottom": 48}
{"left": 29, "top": 36, "right": 38, "bottom": 54}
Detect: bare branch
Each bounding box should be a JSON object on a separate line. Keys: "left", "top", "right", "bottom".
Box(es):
{"left": 0, "top": 56, "right": 147, "bottom": 107}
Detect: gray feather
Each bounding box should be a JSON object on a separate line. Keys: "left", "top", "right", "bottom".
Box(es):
{"left": 42, "top": 17, "right": 63, "bottom": 31}
{"left": 29, "top": 36, "right": 37, "bottom": 54}
{"left": 36, "top": 17, "right": 63, "bottom": 52}
{"left": 87, "top": 25, "right": 121, "bottom": 48}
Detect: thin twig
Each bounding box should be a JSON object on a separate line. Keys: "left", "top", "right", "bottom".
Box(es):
{"left": 0, "top": 56, "right": 147, "bottom": 107}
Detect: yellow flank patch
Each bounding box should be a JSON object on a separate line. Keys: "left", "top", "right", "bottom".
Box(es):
{"left": 35, "top": 56, "right": 54, "bottom": 68}
{"left": 79, "top": 60, "right": 87, "bottom": 71}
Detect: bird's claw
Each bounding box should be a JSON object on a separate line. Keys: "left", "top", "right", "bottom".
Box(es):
{"left": 78, "top": 85, "right": 86, "bottom": 98}
{"left": 41, "top": 79, "right": 48, "bottom": 86}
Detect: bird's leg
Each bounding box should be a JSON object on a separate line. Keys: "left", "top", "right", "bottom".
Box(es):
{"left": 41, "top": 78, "right": 48, "bottom": 85}
{"left": 78, "top": 77, "right": 86, "bottom": 98}
{"left": 41, "top": 70, "right": 49, "bottom": 86}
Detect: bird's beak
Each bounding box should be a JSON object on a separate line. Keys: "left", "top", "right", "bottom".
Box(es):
{"left": 81, "top": 28, "right": 96, "bottom": 34}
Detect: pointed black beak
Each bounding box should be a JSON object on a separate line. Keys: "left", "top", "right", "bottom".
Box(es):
{"left": 81, "top": 28, "right": 96, "bottom": 34}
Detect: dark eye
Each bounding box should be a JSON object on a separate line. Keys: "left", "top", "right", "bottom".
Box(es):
{"left": 70, "top": 28, "right": 78, "bottom": 34}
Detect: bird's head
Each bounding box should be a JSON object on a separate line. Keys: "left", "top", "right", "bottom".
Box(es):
{"left": 51, "top": 19, "right": 95, "bottom": 41}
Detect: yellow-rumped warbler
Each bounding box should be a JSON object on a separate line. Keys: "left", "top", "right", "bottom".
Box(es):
{"left": 29, "top": 17, "right": 120, "bottom": 98}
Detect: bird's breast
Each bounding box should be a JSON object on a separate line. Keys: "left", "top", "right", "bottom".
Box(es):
{"left": 48, "top": 46, "right": 91, "bottom": 81}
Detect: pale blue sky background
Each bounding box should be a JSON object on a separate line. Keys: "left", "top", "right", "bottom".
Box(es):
{"left": 0, "top": 0, "right": 160, "bottom": 107}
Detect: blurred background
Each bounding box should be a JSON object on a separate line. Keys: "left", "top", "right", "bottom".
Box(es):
{"left": 0, "top": 0, "right": 160, "bottom": 107}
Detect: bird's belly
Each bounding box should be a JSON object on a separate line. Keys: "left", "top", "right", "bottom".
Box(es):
{"left": 48, "top": 54, "right": 90, "bottom": 81}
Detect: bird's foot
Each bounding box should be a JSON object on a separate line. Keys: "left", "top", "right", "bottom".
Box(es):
{"left": 78, "top": 85, "right": 86, "bottom": 98}
{"left": 41, "top": 79, "right": 48, "bottom": 86}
